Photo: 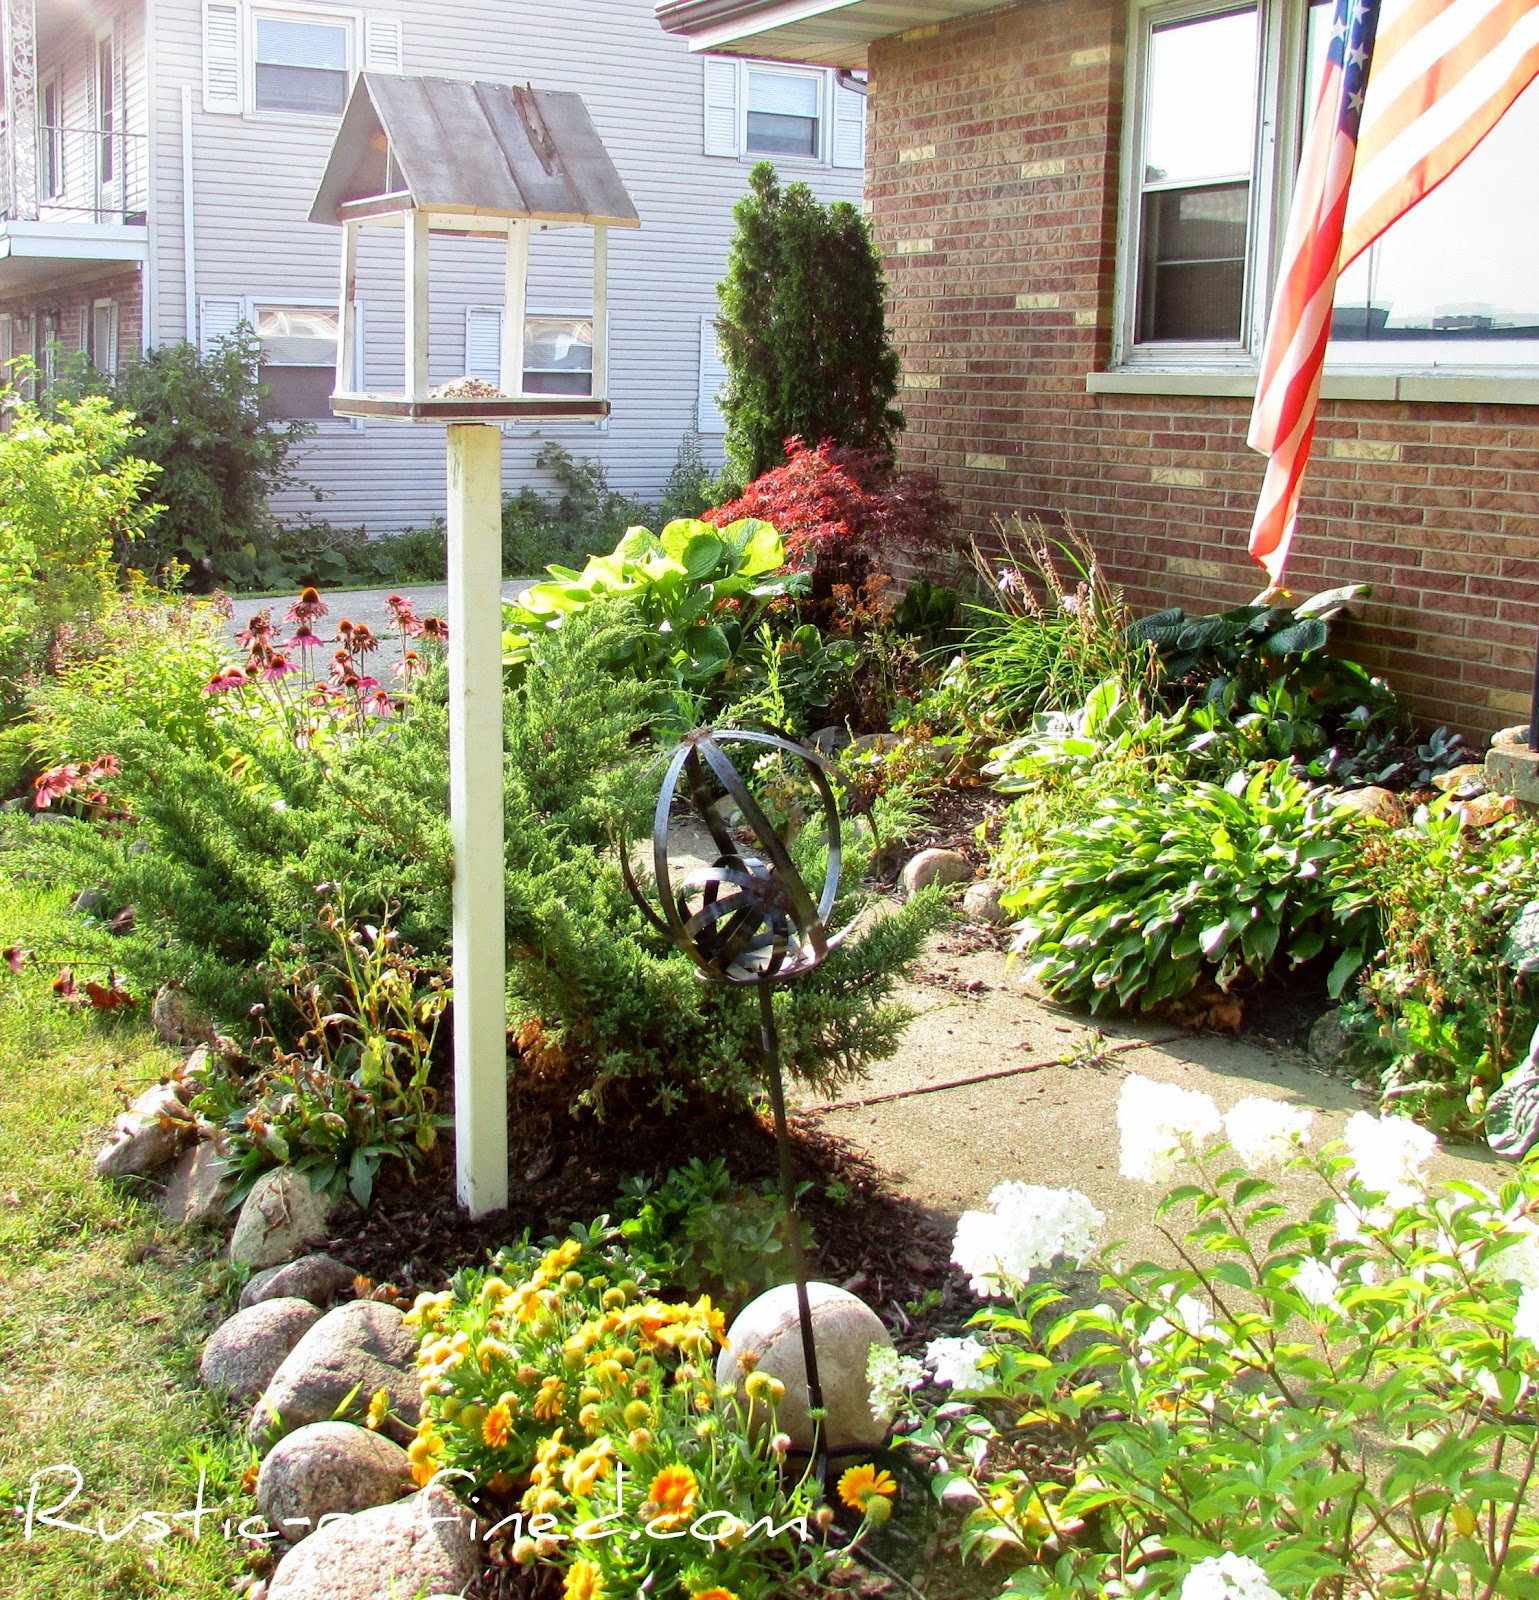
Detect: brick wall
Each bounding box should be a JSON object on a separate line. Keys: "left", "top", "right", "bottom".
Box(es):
{"left": 868, "top": 1, "right": 1539, "bottom": 740}
{"left": 1, "top": 266, "right": 144, "bottom": 380}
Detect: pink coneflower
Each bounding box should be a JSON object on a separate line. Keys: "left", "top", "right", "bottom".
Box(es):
{"left": 349, "top": 623, "right": 380, "bottom": 656}
{"left": 237, "top": 610, "right": 274, "bottom": 649}
{"left": 205, "top": 667, "right": 249, "bottom": 694}
{"left": 363, "top": 685, "right": 395, "bottom": 717}
{"left": 336, "top": 618, "right": 355, "bottom": 641}
{"left": 285, "top": 621, "right": 324, "bottom": 652}
{"left": 394, "top": 650, "right": 422, "bottom": 683}
{"left": 287, "top": 586, "right": 329, "bottom": 624}
{"left": 418, "top": 615, "right": 448, "bottom": 642}
{"left": 385, "top": 594, "right": 420, "bottom": 632}
{"left": 261, "top": 654, "right": 299, "bottom": 683}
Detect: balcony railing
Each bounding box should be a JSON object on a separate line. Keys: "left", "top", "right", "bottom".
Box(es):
{"left": 0, "top": 123, "right": 148, "bottom": 224}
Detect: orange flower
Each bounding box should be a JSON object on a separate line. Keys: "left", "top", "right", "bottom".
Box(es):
{"left": 647, "top": 1464, "right": 699, "bottom": 1531}
{"left": 564, "top": 1558, "right": 605, "bottom": 1600}
{"left": 692, "top": 1590, "right": 741, "bottom": 1600}
{"left": 837, "top": 1463, "right": 897, "bottom": 1514}
{"left": 534, "top": 1376, "right": 568, "bottom": 1421}
{"left": 483, "top": 1403, "right": 514, "bottom": 1449}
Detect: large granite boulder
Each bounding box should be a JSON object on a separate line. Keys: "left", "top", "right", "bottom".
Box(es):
{"left": 94, "top": 1083, "right": 197, "bottom": 1179}
{"left": 201, "top": 1298, "right": 323, "bottom": 1404}
{"left": 241, "top": 1254, "right": 358, "bottom": 1312}
{"left": 230, "top": 1169, "right": 332, "bottom": 1272}
{"left": 256, "top": 1422, "right": 413, "bottom": 1543}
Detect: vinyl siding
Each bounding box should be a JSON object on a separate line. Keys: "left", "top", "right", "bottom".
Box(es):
{"left": 149, "top": 0, "right": 864, "bottom": 534}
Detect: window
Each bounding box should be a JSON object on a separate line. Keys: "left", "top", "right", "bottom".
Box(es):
{"left": 1119, "top": 0, "right": 1539, "bottom": 370}
{"left": 252, "top": 11, "right": 351, "bottom": 116}
{"left": 463, "top": 309, "right": 595, "bottom": 396}
{"left": 746, "top": 68, "right": 821, "bottom": 158}
{"left": 91, "top": 300, "right": 119, "bottom": 377}
{"left": 255, "top": 303, "right": 339, "bottom": 419}
{"left": 39, "top": 75, "right": 62, "bottom": 200}
{"left": 97, "top": 33, "right": 116, "bottom": 185}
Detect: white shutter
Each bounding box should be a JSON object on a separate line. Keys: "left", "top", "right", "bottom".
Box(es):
{"left": 698, "top": 316, "right": 728, "bottom": 433}
{"left": 464, "top": 305, "right": 503, "bottom": 386}
{"left": 202, "top": 2, "right": 242, "bottom": 114}
{"left": 831, "top": 75, "right": 866, "bottom": 168}
{"left": 199, "top": 295, "right": 247, "bottom": 355}
{"left": 363, "top": 17, "right": 404, "bottom": 74}
{"left": 703, "top": 58, "right": 741, "bottom": 158}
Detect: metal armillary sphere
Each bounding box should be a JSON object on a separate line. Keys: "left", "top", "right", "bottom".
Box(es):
{"left": 622, "top": 726, "right": 846, "bottom": 1466}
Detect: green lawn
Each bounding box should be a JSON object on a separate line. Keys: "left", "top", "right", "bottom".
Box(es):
{"left": 0, "top": 882, "right": 248, "bottom": 1599}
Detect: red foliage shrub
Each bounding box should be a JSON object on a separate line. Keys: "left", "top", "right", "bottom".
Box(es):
{"left": 704, "top": 437, "right": 954, "bottom": 605}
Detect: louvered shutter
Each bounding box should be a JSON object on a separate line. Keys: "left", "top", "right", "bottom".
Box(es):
{"left": 202, "top": 2, "right": 242, "bottom": 114}
{"left": 703, "top": 57, "right": 740, "bottom": 158}
{"left": 464, "top": 306, "right": 503, "bottom": 386}
{"left": 831, "top": 76, "right": 866, "bottom": 168}
{"left": 698, "top": 316, "right": 728, "bottom": 433}
{"left": 363, "top": 17, "right": 403, "bottom": 74}
{"left": 199, "top": 295, "right": 247, "bottom": 355}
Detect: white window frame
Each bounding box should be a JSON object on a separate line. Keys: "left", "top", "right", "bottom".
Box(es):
{"left": 1113, "top": 0, "right": 1538, "bottom": 377}
{"left": 744, "top": 61, "right": 828, "bottom": 163}
{"left": 464, "top": 303, "right": 609, "bottom": 429}
{"left": 245, "top": 3, "right": 359, "bottom": 123}
{"left": 91, "top": 299, "right": 119, "bottom": 377}
{"left": 38, "top": 70, "right": 64, "bottom": 201}
{"left": 95, "top": 24, "right": 120, "bottom": 198}
{"left": 248, "top": 294, "right": 353, "bottom": 426}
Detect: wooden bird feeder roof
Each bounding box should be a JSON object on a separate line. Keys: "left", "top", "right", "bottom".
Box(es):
{"left": 310, "top": 73, "right": 641, "bottom": 229}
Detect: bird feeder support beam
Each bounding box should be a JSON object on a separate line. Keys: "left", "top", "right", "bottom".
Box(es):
{"left": 404, "top": 207, "right": 431, "bottom": 401}
{"left": 501, "top": 219, "right": 530, "bottom": 398}
{"left": 336, "top": 219, "right": 360, "bottom": 399}
{"left": 592, "top": 224, "right": 609, "bottom": 402}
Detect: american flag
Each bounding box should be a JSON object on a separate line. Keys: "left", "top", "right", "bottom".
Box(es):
{"left": 1248, "top": 0, "right": 1539, "bottom": 582}
{"left": 1247, "top": 0, "right": 1380, "bottom": 583}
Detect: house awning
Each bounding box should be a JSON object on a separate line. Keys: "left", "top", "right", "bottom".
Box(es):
{"left": 310, "top": 74, "right": 640, "bottom": 228}
{"left": 654, "top": 0, "right": 1008, "bottom": 68}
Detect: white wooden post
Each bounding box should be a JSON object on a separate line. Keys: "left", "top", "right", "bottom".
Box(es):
{"left": 591, "top": 223, "right": 609, "bottom": 402}
{"left": 404, "top": 208, "right": 431, "bottom": 400}
{"left": 501, "top": 219, "right": 529, "bottom": 397}
{"left": 446, "top": 423, "right": 509, "bottom": 1218}
{"left": 335, "top": 219, "right": 359, "bottom": 397}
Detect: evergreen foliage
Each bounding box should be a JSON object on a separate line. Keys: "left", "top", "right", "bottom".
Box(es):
{"left": 716, "top": 162, "right": 904, "bottom": 484}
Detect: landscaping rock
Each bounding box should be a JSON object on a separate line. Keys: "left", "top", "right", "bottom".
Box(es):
{"left": 717, "top": 1281, "right": 894, "bottom": 1452}
{"left": 162, "top": 1140, "right": 234, "bottom": 1227}
{"left": 962, "top": 879, "right": 1009, "bottom": 925}
{"left": 201, "top": 1298, "right": 323, "bottom": 1404}
{"left": 1487, "top": 726, "right": 1539, "bottom": 809}
{"left": 151, "top": 981, "right": 213, "bottom": 1047}
{"left": 252, "top": 1300, "right": 420, "bottom": 1450}
{"left": 1307, "top": 1007, "right": 1350, "bottom": 1070}
{"left": 265, "top": 1484, "right": 479, "bottom": 1600}
{"left": 256, "top": 1422, "right": 412, "bottom": 1542}
{"left": 230, "top": 1168, "right": 332, "bottom": 1272}
{"left": 93, "top": 1082, "right": 198, "bottom": 1179}
{"left": 810, "top": 725, "right": 852, "bottom": 757}
{"left": 241, "top": 1254, "right": 359, "bottom": 1312}
{"left": 1327, "top": 786, "right": 1406, "bottom": 827}
{"left": 902, "top": 847, "right": 973, "bottom": 896}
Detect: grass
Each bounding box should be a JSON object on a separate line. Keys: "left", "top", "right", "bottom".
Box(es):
{"left": 0, "top": 880, "right": 249, "bottom": 1599}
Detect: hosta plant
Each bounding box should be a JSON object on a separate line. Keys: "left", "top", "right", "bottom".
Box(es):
{"left": 1002, "top": 764, "right": 1373, "bottom": 1012}
{"left": 894, "top": 1075, "right": 1539, "bottom": 1599}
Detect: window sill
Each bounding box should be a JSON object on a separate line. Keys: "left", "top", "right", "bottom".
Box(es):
{"left": 1086, "top": 369, "right": 1539, "bottom": 405}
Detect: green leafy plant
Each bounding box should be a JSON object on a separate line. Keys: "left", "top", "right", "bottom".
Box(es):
{"left": 1003, "top": 764, "right": 1374, "bottom": 1012}
{"left": 894, "top": 1085, "right": 1539, "bottom": 1599}
{"left": 716, "top": 161, "right": 903, "bottom": 484}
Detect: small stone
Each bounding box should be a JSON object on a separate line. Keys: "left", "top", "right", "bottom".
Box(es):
{"left": 902, "top": 847, "right": 972, "bottom": 896}
{"left": 962, "top": 879, "right": 1009, "bottom": 925}
{"left": 201, "top": 1298, "right": 323, "bottom": 1403}
{"left": 162, "top": 1141, "right": 234, "bottom": 1227}
{"left": 256, "top": 1423, "right": 412, "bottom": 1543}
{"left": 174, "top": 1043, "right": 213, "bottom": 1101}
{"left": 1431, "top": 762, "right": 1487, "bottom": 797}
{"left": 265, "top": 1484, "right": 479, "bottom": 1600}
{"left": 1307, "top": 1007, "right": 1350, "bottom": 1070}
{"left": 716, "top": 1281, "right": 894, "bottom": 1453}
{"left": 252, "top": 1300, "right": 420, "bottom": 1451}
{"left": 241, "top": 1254, "right": 359, "bottom": 1312}
{"left": 810, "top": 726, "right": 852, "bottom": 757}
{"left": 94, "top": 1083, "right": 198, "bottom": 1178}
{"left": 151, "top": 982, "right": 213, "bottom": 1047}
{"left": 1327, "top": 786, "right": 1407, "bottom": 827}
{"left": 230, "top": 1169, "right": 333, "bottom": 1272}
{"left": 72, "top": 886, "right": 106, "bottom": 916}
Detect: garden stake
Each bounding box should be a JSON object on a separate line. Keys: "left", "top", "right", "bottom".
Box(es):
{"left": 622, "top": 726, "right": 872, "bottom": 1488}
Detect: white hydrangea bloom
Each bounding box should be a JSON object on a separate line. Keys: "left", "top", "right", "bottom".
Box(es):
{"left": 1489, "top": 1220, "right": 1539, "bottom": 1292}
{"left": 951, "top": 1182, "right": 1105, "bottom": 1297}
{"left": 1515, "top": 1287, "right": 1539, "bottom": 1345}
{"left": 1223, "top": 1097, "right": 1313, "bottom": 1168}
{"left": 865, "top": 1344, "right": 925, "bottom": 1425}
{"left": 1180, "top": 1553, "right": 1285, "bottom": 1600}
{"left": 1138, "top": 1292, "right": 1218, "bottom": 1359}
{"left": 1293, "top": 1255, "right": 1342, "bottom": 1313}
{"left": 1344, "top": 1111, "right": 1438, "bottom": 1206}
{"left": 1118, "top": 1074, "right": 1222, "bottom": 1183}
{"left": 924, "top": 1336, "right": 990, "bottom": 1394}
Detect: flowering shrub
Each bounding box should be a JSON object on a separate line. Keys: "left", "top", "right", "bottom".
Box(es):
{"left": 705, "top": 438, "right": 953, "bottom": 611}
{"left": 893, "top": 1075, "right": 1539, "bottom": 1598}
{"left": 402, "top": 1225, "right": 875, "bottom": 1599}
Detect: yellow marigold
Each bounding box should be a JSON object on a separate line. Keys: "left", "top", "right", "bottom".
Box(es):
{"left": 647, "top": 1464, "right": 699, "bottom": 1531}
{"left": 578, "top": 1403, "right": 604, "bottom": 1434}
{"left": 692, "top": 1587, "right": 742, "bottom": 1599}
{"left": 837, "top": 1464, "right": 898, "bottom": 1514}
{"left": 562, "top": 1437, "right": 615, "bottom": 1497}
{"left": 406, "top": 1431, "right": 442, "bottom": 1487}
{"left": 534, "top": 1376, "right": 568, "bottom": 1421}
{"left": 478, "top": 1338, "right": 511, "bottom": 1372}
{"left": 483, "top": 1403, "right": 514, "bottom": 1449}
{"left": 479, "top": 1277, "right": 511, "bottom": 1305}
{"left": 564, "top": 1558, "right": 605, "bottom": 1600}
{"left": 744, "top": 1371, "right": 785, "bottom": 1406}
{"left": 534, "top": 1429, "right": 571, "bottom": 1471}
{"left": 622, "top": 1400, "right": 651, "bottom": 1430}
{"left": 540, "top": 1240, "right": 583, "bottom": 1281}
{"left": 364, "top": 1388, "right": 390, "bottom": 1431}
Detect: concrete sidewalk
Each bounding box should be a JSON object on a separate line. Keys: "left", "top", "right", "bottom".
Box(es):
{"left": 222, "top": 579, "right": 538, "bottom": 651}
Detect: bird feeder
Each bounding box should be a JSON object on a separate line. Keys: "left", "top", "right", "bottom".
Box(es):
{"left": 311, "top": 76, "right": 639, "bottom": 1218}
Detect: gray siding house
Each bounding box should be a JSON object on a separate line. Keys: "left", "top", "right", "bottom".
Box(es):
{"left": 0, "top": 0, "right": 864, "bottom": 532}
